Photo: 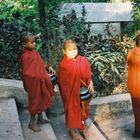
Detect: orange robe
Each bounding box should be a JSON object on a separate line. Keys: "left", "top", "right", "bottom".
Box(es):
{"left": 127, "top": 47, "right": 140, "bottom": 132}
{"left": 58, "top": 55, "right": 92, "bottom": 129}
{"left": 20, "top": 48, "right": 54, "bottom": 115}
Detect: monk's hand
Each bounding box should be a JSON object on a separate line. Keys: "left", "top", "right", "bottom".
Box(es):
{"left": 48, "top": 66, "right": 56, "bottom": 74}
{"left": 88, "top": 80, "right": 94, "bottom": 94}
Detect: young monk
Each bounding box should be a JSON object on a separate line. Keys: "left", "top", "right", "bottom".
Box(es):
{"left": 20, "top": 32, "right": 54, "bottom": 132}
{"left": 58, "top": 39, "right": 94, "bottom": 140}
{"left": 127, "top": 34, "right": 140, "bottom": 138}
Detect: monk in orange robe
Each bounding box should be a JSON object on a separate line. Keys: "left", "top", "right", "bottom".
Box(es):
{"left": 127, "top": 34, "right": 140, "bottom": 138}
{"left": 20, "top": 32, "right": 54, "bottom": 132}
{"left": 58, "top": 40, "right": 94, "bottom": 140}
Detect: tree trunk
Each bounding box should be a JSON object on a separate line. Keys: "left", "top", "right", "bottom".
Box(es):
{"left": 38, "top": 0, "right": 49, "bottom": 60}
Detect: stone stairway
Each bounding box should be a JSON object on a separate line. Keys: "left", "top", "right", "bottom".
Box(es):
{"left": 0, "top": 78, "right": 107, "bottom": 140}
{"left": 0, "top": 78, "right": 57, "bottom": 140}
{"left": 1, "top": 78, "right": 135, "bottom": 140}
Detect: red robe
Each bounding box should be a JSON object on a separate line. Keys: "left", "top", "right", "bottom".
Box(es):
{"left": 58, "top": 55, "right": 92, "bottom": 129}
{"left": 127, "top": 47, "right": 140, "bottom": 132}
{"left": 20, "top": 48, "right": 54, "bottom": 115}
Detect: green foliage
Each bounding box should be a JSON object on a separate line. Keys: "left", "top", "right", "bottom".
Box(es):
{"left": 0, "top": 0, "right": 40, "bottom": 33}
{"left": 85, "top": 36, "right": 132, "bottom": 96}
{"left": 61, "top": 6, "right": 91, "bottom": 55}
{"left": 0, "top": 0, "right": 138, "bottom": 97}
{"left": 132, "top": 0, "right": 140, "bottom": 30}
{"left": 132, "top": 0, "right": 140, "bottom": 21}
{"left": 59, "top": 0, "right": 109, "bottom": 2}
{"left": 43, "top": 0, "right": 63, "bottom": 69}
{"left": 0, "top": 20, "right": 27, "bottom": 79}
{"left": 0, "top": 0, "right": 40, "bottom": 79}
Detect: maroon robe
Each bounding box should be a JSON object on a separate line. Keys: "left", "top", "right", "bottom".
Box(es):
{"left": 20, "top": 48, "right": 54, "bottom": 115}
{"left": 58, "top": 55, "right": 92, "bottom": 129}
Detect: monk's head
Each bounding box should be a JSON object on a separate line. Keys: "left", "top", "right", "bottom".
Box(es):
{"left": 21, "top": 32, "right": 36, "bottom": 50}
{"left": 63, "top": 39, "right": 78, "bottom": 59}
{"left": 136, "top": 34, "right": 140, "bottom": 47}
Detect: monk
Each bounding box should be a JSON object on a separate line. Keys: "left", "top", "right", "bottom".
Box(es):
{"left": 58, "top": 40, "right": 94, "bottom": 140}
{"left": 20, "top": 32, "right": 54, "bottom": 132}
{"left": 127, "top": 34, "right": 140, "bottom": 138}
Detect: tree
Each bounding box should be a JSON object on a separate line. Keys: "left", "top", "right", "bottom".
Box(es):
{"left": 38, "top": 0, "right": 49, "bottom": 60}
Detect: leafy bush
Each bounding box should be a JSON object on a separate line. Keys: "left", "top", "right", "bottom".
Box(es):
{"left": 0, "top": 20, "right": 29, "bottom": 79}
{"left": 85, "top": 35, "right": 132, "bottom": 96}
{"left": 0, "top": 0, "right": 39, "bottom": 79}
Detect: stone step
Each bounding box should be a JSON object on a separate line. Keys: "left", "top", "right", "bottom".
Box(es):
{"left": 19, "top": 109, "right": 57, "bottom": 140}
{"left": 0, "top": 98, "right": 24, "bottom": 140}
{"left": 88, "top": 94, "right": 139, "bottom": 140}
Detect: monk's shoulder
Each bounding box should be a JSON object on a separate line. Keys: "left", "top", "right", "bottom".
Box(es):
{"left": 77, "top": 55, "right": 89, "bottom": 62}
{"left": 58, "top": 58, "right": 65, "bottom": 69}
{"left": 77, "top": 55, "right": 84, "bottom": 60}
{"left": 33, "top": 49, "right": 40, "bottom": 55}
{"left": 21, "top": 50, "right": 38, "bottom": 61}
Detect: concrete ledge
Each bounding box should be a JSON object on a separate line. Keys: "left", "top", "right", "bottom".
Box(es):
{"left": 0, "top": 78, "right": 28, "bottom": 108}
{"left": 0, "top": 98, "right": 24, "bottom": 140}
{"left": 0, "top": 78, "right": 23, "bottom": 88}
{"left": 90, "top": 93, "right": 132, "bottom": 122}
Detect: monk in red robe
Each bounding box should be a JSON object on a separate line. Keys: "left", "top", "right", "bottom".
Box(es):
{"left": 127, "top": 34, "right": 140, "bottom": 138}
{"left": 58, "top": 40, "right": 94, "bottom": 140}
{"left": 20, "top": 32, "right": 54, "bottom": 132}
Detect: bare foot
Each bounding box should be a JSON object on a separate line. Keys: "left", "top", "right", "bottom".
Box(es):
{"left": 132, "top": 131, "right": 140, "bottom": 138}
{"left": 28, "top": 123, "right": 41, "bottom": 132}
{"left": 69, "top": 129, "right": 84, "bottom": 140}
{"left": 37, "top": 119, "right": 51, "bottom": 124}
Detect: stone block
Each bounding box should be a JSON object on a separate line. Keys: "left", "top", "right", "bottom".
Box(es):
{"left": 90, "top": 93, "right": 132, "bottom": 122}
